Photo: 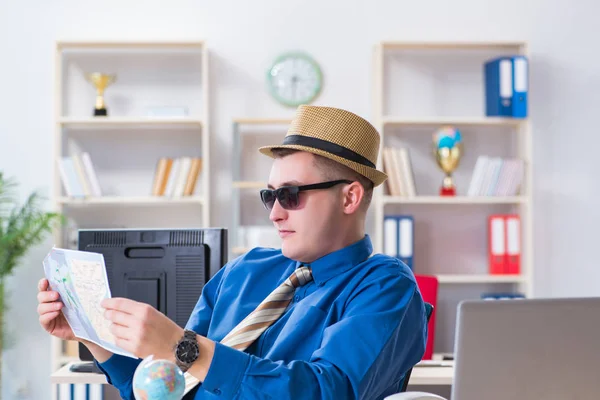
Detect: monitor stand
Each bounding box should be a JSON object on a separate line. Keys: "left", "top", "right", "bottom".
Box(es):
{"left": 69, "top": 361, "right": 102, "bottom": 374}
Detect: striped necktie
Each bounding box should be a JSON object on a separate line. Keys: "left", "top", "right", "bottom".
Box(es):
{"left": 183, "top": 266, "right": 313, "bottom": 395}
{"left": 221, "top": 265, "right": 313, "bottom": 350}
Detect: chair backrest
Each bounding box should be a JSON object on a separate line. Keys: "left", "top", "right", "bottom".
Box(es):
{"left": 414, "top": 275, "right": 438, "bottom": 360}
{"left": 398, "top": 302, "right": 434, "bottom": 393}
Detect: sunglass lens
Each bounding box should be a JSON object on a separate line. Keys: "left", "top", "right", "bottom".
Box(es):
{"left": 277, "top": 187, "right": 299, "bottom": 210}
{"left": 260, "top": 190, "right": 275, "bottom": 210}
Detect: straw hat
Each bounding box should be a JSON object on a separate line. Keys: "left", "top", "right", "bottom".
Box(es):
{"left": 258, "top": 105, "right": 388, "bottom": 186}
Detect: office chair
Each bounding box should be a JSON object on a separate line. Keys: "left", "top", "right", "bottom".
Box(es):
{"left": 393, "top": 302, "right": 434, "bottom": 394}
{"left": 385, "top": 303, "right": 448, "bottom": 400}
{"left": 414, "top": 275, "right": 438, "bottom": 360}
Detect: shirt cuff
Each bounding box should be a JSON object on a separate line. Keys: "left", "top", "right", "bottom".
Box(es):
{"left": 96, "top": 354, "right": 141, "bottom": 386}
{"left": 201, "top": 342, "right": 250, "bottom": 397}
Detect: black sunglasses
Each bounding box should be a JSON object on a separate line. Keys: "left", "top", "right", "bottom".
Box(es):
{"left": 260, "top": 179, "right": 353, "bottom": 210}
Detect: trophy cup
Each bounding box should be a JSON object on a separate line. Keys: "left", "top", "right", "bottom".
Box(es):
{"left": 85, "top": 72, "right": 116, "bottom": 116}
{"left": 432, "top": 126, "right": 463, "bottom": 196}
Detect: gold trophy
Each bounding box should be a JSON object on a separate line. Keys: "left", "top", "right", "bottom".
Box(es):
{"left": 85, "top": 72, "right": 116, "bottom": 116}
{"left": 433, "top": 126, "right": 463, "bottom": 196}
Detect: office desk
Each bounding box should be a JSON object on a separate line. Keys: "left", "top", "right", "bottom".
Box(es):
{"left": 409, "top": 361, "right": 454, "bottom": 385}
{"left": 51, "top": 361, "right": 454, "bottom": 386}
{"left": 51, "top": 363, "right": 107, "bottom": 385}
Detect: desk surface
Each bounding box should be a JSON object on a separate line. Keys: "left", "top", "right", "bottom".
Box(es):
{"left": 51, "top": 361, "right": 454, "bottom": 386}
{"left": 409, "top": 361, "right": 454, "bottom": 385}
{"left": 52, "top": 363, "right": 107, "bottom": 385}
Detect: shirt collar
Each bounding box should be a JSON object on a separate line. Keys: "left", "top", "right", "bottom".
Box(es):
{"left": 295, "top": 234, "right": 373, "bottom": 286}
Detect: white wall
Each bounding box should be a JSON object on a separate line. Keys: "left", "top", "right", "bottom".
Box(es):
{"left": 1, "top": 0, "right": 600, "bottom": 398}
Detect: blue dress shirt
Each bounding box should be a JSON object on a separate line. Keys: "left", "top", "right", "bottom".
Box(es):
{"left": 96, "top": 234, "right": 428, "bottom": 399}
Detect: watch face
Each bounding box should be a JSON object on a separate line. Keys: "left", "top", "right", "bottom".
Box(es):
{"left": 267, "top": 52, "right": 323, "bottom": 107}
{"left": 176, "top": 340, "right": 200, "bottom": 364}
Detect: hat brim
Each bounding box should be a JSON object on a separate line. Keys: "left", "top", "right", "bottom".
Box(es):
{"left": 258, "top": 144, "right": 388, "bottom": 187}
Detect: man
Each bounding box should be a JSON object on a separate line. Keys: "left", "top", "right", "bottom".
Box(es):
{"left": 38, "top": 105, "right": 428, "bottom": 399}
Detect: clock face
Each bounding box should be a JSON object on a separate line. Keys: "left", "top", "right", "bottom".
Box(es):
{"left": 267, "top": 53, "right": 323, "bottom": 107}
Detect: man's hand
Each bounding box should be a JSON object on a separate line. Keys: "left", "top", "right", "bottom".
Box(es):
{"left": 37, "top": 278, "right": 76, "bottom": 342}
{"left": 101, "top": 298, "right": 184, "bottom": 361}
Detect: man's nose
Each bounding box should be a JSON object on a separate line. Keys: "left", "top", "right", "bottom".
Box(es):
{"left": 269, "top": 197, "right": 287, "bottom": 222}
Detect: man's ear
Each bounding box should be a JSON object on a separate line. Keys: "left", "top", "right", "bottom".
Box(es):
{"left": 342, "top": 182, "right": 364, "bottom": 215}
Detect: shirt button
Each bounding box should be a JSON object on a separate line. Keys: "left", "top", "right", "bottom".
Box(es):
{"left": 294, "top": 295, "right": 300, "bottom": 302}
{"left": 214, "top": 388, "right": 221, "bottom": 395}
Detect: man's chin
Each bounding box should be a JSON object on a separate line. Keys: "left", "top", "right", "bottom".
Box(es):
{"left": 281, "top": 239, "right": 300, "bottom": 260}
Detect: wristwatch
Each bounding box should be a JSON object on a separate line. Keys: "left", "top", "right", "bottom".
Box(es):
{"left": 174, "top": 329, "right": 200, "bottom": 373}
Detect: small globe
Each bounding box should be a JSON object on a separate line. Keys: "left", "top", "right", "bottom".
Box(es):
{"left": 133, "top": 356, "right": 185, "bottom": 400}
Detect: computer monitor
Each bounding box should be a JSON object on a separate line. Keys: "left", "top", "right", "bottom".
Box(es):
{"left": 76, "top": 227, "right": 228, "bottom": 361}
{"left": 452, "top": 297, "right": 600, "bottom": 400}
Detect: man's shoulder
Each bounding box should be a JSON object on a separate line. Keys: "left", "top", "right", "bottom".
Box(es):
{"left": 343, "top": 254, "right": 423, "bottom": 311}
{"left": 360, "top": 253, "right": 417, "bottom": 283}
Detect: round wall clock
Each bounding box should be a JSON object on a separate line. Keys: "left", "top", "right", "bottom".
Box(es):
{"left": 267, "top": 52, "right": 323, "bottom": 107}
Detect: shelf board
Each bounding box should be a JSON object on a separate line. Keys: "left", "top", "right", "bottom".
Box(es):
{"left": 231, "top": 247, "right": 250, "bottom": 255}
{"left": 382, "top": 116, "right": 525, "bottom": 127}
{"left": 59, "top": 117, "right": 203, "bottom": 129}
{"left": 58, "top": 196, "right": 204, "bottom": 206}
{"left": 382, "top": 196, "right": 526, "bottom": 205}
{"left": 436, "top": 274, "right": 526, "bottom": 284}
{"left": 58, "top": 40, "right": 204, "bottom": 49}
{"left": 233, "top": 118, "right": 292, "bottom": 125}
{"left": 380, "top": 41, "right": 526, "bottom": 51}
{"left": 232, "top": 181, "right": 266, "bottom": 189}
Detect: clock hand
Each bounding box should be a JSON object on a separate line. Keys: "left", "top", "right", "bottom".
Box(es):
{"left": 292, "top": 75, "right": 298, "bottom": 100}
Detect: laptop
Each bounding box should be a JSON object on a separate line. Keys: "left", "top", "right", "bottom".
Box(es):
{"left": 452, "top": 297, "right": 600, "bottom": 400}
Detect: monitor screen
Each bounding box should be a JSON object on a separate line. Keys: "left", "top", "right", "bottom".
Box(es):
{"left": 76, "top": 227, "right": 227, "bottom": 361}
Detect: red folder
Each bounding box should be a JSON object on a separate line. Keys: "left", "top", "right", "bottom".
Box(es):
{"left": 415, "top": 274, "right": 438, "bottom": 360}
{"left": 488, "top": 215, "right": 507, "bottom": 274}
{"left": 505, "top": 214, "right": 521, "bottom": 274}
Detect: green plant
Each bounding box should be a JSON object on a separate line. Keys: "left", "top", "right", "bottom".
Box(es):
{"left": 0, "top": 171, "right": 63, "bottom": 351}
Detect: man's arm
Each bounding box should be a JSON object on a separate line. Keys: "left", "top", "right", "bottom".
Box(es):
{"left": 186, "top": 265, "right": 427, "bottom": 400}
{"left": 94, "top": 263, "right": 230, "bottom": 400}
{"left": 82, "top": 340, "right": 113, "bottom": 362}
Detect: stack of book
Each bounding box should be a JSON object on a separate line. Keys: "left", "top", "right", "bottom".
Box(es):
{"left": 381, "top": 147, "right": 417, "bottom": 197}
{"left": 151, "top": 156, "right": 203, "bottom": 197}
{"left": 58, "top": 152, "right": 102, "bottom": 198}
{"left": 467, "top": 156, "right": 524, "bottom": 196}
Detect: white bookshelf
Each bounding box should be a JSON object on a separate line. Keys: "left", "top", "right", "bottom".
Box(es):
{"left": 230, "top": 118, "right": 291, "bottom": 259}
{"left": 372, "top": 41, "right": 533, "bottom": 352}
{"left": 50, "top": 40, "right": 211, "bottom": 394}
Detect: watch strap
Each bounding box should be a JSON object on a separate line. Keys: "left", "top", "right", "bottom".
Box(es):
{"left": 175, "top": 329, "right": 199, "bottom": 373}
{"left": 184, "top": 329, "right": 196, "bottom": 341}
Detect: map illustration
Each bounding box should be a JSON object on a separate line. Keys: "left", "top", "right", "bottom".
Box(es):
{"left": 43, "top": 247, "right": 135, "bottom": 358}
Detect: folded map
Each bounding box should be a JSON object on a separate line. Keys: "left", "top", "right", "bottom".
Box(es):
{"left": 42, "top": 246, "right": 135, "bottom": 358}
